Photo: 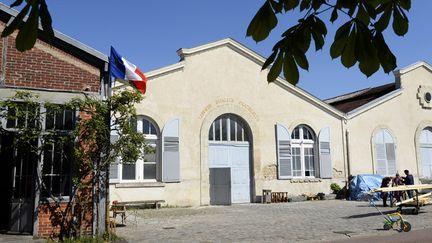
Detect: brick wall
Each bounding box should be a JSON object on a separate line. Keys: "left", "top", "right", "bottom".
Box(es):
{"left": 37, "top": 201, "right": 93, "bottom": 238}
{"left": 0, "top": 22, "right": 101, "bottom": 92}
{"left": 0, "top": 21, "right": 104, "bottom": 238}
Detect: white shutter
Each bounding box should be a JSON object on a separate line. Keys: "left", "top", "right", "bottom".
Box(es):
{"left": 162, "top": 118, "right": 180, "bottom": 182}
{"left": 276, "top": 123, "right": 292, "bottom": 179}
{"left": 386, "top": 143, "right": 396, "bottom": 175}
{"left": 375, "top": 143, "right": 387, "bottom": 175}
{"left": 319, "top": 127, "right": 332, "bottom": 179}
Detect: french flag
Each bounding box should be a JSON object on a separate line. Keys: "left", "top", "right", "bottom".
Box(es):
{"left": 109, "top": 47, "right": 147, "bottom": 94}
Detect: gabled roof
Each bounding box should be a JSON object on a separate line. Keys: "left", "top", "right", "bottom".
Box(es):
{"left": 156, "top": 38, "right": 344, "bottom": 118}
{"left": 393, "top": 61, "right": 432, "bottom": 76}
{"left": 325, "top": 83, "right": 397, "bottom": 113}
{"left": 0, "top": 2, "right": 108, "bottom": 69}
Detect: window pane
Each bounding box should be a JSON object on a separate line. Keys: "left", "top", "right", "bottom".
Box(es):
{"left": 55, "top": 110, "right": 63, "bottom": 130}
{"left": 52, "top": 176, "right": 60, "bottom": 196}
{"left": 43, "top": 146, "right": 53, "bottom": 174}
{"left": 122, "top": 164, "right": 136, "bottom": 180}
{"left": 236, "top": 122, "right": 243, "bottom": 142}
{"left": 230, "top": 119, "right": 235, "bottom": 141}
{"left": 292, "top": 147, "right": 301, "bottom": 176}
{"left": 215, "top": 119, "right": 221, "bottom": 141}
{"left": 303, "top": 128, "right": 312, "bottom": 140}
{"left": 143, "top": 119, "right": 150, "bottom": 134}
{"left": 222, "top": 118, "right": 228, "bottom": 141}
{"left": 53, "top": 143, "right": 62, "bottom": 174}
{"left": 45, "top": 109, "right": 54, "bottom": 129}
{"left": 292, "top": 128, "right": 300, "bottom": 139}
{"left": 144, "top": 164, "right": 156, "bottom": 180}
{"left": 6, "top": 107, "right": 16, "bottom": 128}
{"left": 42, "top": 176, "right": 51, "bottom": 197}
{"left": 64, "top": 110, "right": 74, "bottom": 130}
{"left": 150, "top": 123, "right": 157, "bottom": 135}
{"left": 209, "top": 123, "right": 214, "bottom": 140}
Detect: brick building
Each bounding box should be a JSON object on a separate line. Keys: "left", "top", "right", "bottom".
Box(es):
{"left": 0, "top": 3, "right": 108, "bottom": 238}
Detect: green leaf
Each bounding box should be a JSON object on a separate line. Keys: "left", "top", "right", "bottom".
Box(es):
{"left": 330, "top": 21, "right": 352, "bottom": 59}
{"left": 399, "top": 0, "right": 411, "bottom": 10}
{"left": 293, "top": 52, "right": 309, "bottom": 71}
{"left": 270, "top": 0, "right": 283, "bottom": 13}
{"left": 356, "top": 30, "right": 379, "bottom": 77}
{"left": 267, "top": 52, "right": 284, "bottom": 82}
{"left": 374, "top": 32, "right": 396, "bottom": 73}
{"left": 311, "top": 0, "right": 325, "bottom": 10}
{"left": 330, "top": 8, "right": 338, "bottom": 23}
{"left": 293, "top": 27, "right": 311, "bottom": 53}
{"left": 362, "top": 2, "right": 377, "bottom": 19}
{"left": 300, "top": 0, "right": 311, "bottom": 12}
{"left": 311, "top": 29, "right": 324, "bottom": 51}
{"left": 347, "top": 3, "right": 357, "bottom": 17}
{"left": 16, "top": 2, "right": 39, "bottom": 52}
{"left": 392, "top": 6, "right": 408, "bottom": 36}
{"left": 356, "top": 5, "right": 369, "bottom": 26}
{"left": 1, "top": 3, "right": 31, "bottom": 38}
{"left": 283, "top": 54, "right": 299, "bottom": 85}
{"left": 341, "top": 31, "right": 357, "bottom": 68}
{"left": 374, "top": 5, "right": 391, "bottom": 32}
{"left": 283, "top": 0, "right": 300, "bottom": 11}
{"left": 312, "top": 16, "right": 327, "bottom": 36}
{"left": 10, "top": 0, "right": 24, "bottom": 8}
{"left": 262, "top": 51, "right": 278, "bottom": 70}
{"left": 40, "top": 0, "right": 54, "bottom": 40}
{"left": 246, "top": 1, "right": 278, "bottom": 42}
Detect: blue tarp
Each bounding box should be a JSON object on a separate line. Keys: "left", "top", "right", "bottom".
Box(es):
{"left": 349, "top": 174, "right": 384, "bottom": 201}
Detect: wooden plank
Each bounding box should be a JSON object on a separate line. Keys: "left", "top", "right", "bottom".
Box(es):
{"left": 370, "top": 184, "right": 432, "bottom": 193}
{"left": 395, "top": 192, "right": 432, "bottom": 206}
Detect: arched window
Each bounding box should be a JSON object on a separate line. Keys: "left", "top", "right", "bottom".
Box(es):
{"left": 420, "top": 127, "right": 432, "bottom": 177}
{"left": 112, "top": 117, "right": 160, "bottom": 182}
{"left": 141, "top": 118, "right": 159, "bottom": 180}
{"left": 374, "top": 128, "right": 396, "bottom": 176}
{"left": 208, "top": 114, "right": 249, "bottom": 142}
{"left": 291, "top": 125, "right": 316, "bottom": 177}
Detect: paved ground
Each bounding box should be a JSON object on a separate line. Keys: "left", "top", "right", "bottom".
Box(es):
{"left": 2, "top": 200, "right": 432, "bottom": 242}
{"left": 115, "top": 200, "right": 432, "bottom": 242}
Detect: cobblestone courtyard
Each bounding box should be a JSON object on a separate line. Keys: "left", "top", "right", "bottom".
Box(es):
{"left": 116, "top": 200, "right": 432, "bottom": 242}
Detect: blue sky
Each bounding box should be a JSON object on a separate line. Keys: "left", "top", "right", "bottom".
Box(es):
{"left": 3, "top": 1, "right": 432, "bottom": 99}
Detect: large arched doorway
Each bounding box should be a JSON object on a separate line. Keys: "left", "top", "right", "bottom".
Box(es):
{"left": 208, "top": 114, "right": 252, "bottom": 205}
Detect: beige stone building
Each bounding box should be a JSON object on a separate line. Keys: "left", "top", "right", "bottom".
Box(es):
{"left": 109, "top": 38, "right": 432, "bottom": 206}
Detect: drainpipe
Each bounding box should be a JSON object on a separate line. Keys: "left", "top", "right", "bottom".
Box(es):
{"left": 345, "top": 129, "right": 351, "bottom": 178}
{"left": 341, "top": 118, "right": 351, "bottom": 197}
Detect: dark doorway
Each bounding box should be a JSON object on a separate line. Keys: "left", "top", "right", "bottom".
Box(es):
{"left": 209, "top": 168, "right": 231, "bottom": 205}
{"left": 0, "top": 133, "right": 36, "bottom": 234}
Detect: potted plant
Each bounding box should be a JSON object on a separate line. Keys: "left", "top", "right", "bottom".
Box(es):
{"left": 328, "top": 183, "right": 342, "bottom": 199}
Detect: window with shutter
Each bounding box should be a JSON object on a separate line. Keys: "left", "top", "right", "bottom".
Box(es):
{"left": 291, "top": 125, "right": 316, "bottom": 178}
{"left": 374, "top": 128, "right": 396, "bottom": 176}
{"left": 110, "top": 117, "right": 161, "bottom": 183}
{"left": 276, "top": 123, "right": 292, "bottom": 179}
{"left": 420, "top": 127, "right": 432, "bottom": 177}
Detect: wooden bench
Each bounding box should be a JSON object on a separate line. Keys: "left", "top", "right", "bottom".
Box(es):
{"left": 118, "top": 200, "right": 166, "bottom": 209}
{"left": 111, "top": 200, "right": 165, "bottom": 225}
{"left": 271, "top": 192, "right": 289, "bottom": 203}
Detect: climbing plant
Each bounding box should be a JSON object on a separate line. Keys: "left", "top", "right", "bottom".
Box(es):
{"left": 0, "top": 88, "right": 147, "bottom": 239}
